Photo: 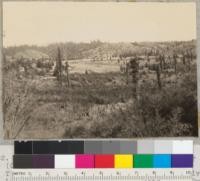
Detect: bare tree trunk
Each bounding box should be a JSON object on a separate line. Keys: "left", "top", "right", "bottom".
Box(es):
{"left": 56, "top": 47, "right": 63, "bottom": 86}
{"left": 163, "top": 55, "right": 166, "bottom": 70}
{"left": 66, "top": 69, "right": 70, "bottom": 87}
{"left": 159, "top": 55, "right": 163, "bottom": 72}
{"left": 188, "top": 59, "right": 191, "bottom": 71}
{"left": 182, "top": 55, "right": 186, "bottom": 65}
{"left": 65, "top": 61, "right": 70, "bottom": 87}
{"left": 125, "top": 60, "right": 129, "bottom": 85}
{"left": 130, "top": 57, "right": 139, "bottom": 98}
{"left": 173, "top": 54, "right": 177, "bottom": 75}
{"left": 156, "top": 65, "right": 162, "bottom": 90}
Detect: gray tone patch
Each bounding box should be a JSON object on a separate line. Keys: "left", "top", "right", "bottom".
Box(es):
{"left": 119, "top": 140, "right": 137, "bottom": 154}
{"left": 102, "top": 141, "right": 121, "bottom": 154}
{"left": 137, "top": 140, "right": 154, "bottom": 154}
{"left": 84, "top": 141, "right": 103, "bottom": 154}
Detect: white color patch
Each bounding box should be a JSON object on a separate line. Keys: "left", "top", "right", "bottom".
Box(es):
{"left": 172, "top": 140, "right": 193, "bottom": 154}
{"left": 55, "top": 155, "right": 75, "bottom": 169}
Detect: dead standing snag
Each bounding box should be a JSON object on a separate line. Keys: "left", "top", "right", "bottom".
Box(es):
{"left": 65, "top": 61, "right": 70, "bottom": 87}
{"left": 130, "top": 57, "right": 139, "bottom": 98}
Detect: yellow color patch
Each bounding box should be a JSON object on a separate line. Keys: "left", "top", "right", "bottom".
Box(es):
{"left": 114, "top": 154, "right": 133, "bottom": 168}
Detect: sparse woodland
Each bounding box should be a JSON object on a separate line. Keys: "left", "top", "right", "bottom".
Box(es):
{"left": 3, "top": 40, "right": 198, "bottom": 139}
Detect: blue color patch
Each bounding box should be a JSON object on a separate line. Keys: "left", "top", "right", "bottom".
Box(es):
{"left": 153, "top": 154, "right": 171, "bottom": 168}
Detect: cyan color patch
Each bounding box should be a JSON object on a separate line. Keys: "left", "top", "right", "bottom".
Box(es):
{"left": 153, "top": 154, "right": 171, "bottom": 168}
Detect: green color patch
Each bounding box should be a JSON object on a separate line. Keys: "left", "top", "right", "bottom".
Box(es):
{"left": 134, "top": 154, "right": 153, "bottom": 168}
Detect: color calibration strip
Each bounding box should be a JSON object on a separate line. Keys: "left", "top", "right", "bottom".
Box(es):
{"left": 13, "top": 154, "right": 193, "bottom": 169}
{"left": 14, "top": 140, "right": 193, "bottom": 169}
{"left": 14, "top": 140, "right": 193, "bottom": 154}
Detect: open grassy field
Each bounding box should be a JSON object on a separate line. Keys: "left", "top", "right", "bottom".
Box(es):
{"left": 68, "top": 59, "right": 120, "bottom": 74}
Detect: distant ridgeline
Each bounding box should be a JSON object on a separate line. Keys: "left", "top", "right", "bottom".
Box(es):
{"left": 3, "top": 40, "right": 196, "bottom": 61}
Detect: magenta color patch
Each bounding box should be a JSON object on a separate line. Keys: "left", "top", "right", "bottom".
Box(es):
{"left": 75, "top": 154, "right": 94, "bottom": 168}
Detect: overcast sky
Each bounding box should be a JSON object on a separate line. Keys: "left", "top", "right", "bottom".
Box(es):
{"left": 3, "top": 2, "right": 196, "bottom": 47}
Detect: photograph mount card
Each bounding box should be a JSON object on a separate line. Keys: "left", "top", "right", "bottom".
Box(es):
{"left": 2, "top": 1, "right": 198, "bottom": 139}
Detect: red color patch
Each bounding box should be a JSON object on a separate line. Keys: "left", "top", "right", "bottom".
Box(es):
{"left": 95, "top": 155, "right": 114, "bottom": 168}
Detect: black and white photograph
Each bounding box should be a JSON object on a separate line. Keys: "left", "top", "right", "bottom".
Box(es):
{"left": 2, "top": 1, "right": 198, "bottom": 139}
